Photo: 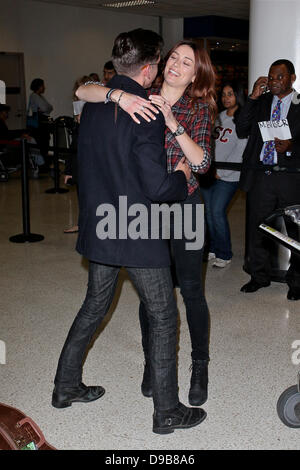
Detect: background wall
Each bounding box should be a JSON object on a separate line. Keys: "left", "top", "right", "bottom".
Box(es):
{"left": 161, "top": 17, "right": 184, "bottom": 54}
{"left": 249, "top": 0, "right": 300, "bottom": 92}
{"left": 0, "top": 0, "right": 183, "bottom": 117}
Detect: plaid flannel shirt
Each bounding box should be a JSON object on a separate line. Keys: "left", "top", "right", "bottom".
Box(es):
{"left": 149, "top": 87, "right": 212, "bottom": 195}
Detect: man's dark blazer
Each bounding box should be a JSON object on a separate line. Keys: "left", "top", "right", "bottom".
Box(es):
{"left": 76, "top": 74, "right": 187, "bottom": 268}
{"left": 236, "top": 90, "right": 300, "bottom": 192}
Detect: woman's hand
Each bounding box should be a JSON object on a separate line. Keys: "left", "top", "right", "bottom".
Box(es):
{"left": 149, "top": 95, "right": 207, "bottom": 168}
{"left": 117, "top": 92, "right": 159, "bottom": 124}
{"left": 174, "top": 157, "right": 191, "bottom": 181}
{"left": 149, "top": 95, "right": 178, "bottom": 132}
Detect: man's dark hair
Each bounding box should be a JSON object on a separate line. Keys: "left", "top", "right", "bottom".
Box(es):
{"left": 271, "top": 59, "right": 295, "bottom": 75}
{"left": 112, "top": 28, "right": 163, "bottom": 77}
{"left": 30, "top": 78, "right": 44, "bottom": 92}
{"left": 104, "top": 61, "right": 115, "bottom": 71}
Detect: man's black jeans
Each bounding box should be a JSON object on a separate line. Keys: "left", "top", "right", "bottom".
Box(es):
{"left": 54, "top": 261, "right": 179, "bottom": 411}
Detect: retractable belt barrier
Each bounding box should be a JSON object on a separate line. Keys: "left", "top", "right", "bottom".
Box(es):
{"left": 214, "top": 161, "right": 300, "bottom": 173}
{"left": 7, "top": 139, "right": 44, "bottom": 243}
{"left": 1, "top": 139, "right": 299, "bottom": 245}
{"left": 0, "top": 135, "right": 73, "bottom": 243}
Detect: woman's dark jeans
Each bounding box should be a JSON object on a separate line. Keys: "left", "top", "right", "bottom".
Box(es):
{"left": 54, "top": 261, "right": 179, "bottom": 411}
{"left": 139, "top": 190, "right": 210, "bottom": 362}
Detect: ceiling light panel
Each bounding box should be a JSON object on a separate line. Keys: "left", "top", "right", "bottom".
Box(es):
{"left": 101, "top": 0, "right": 156, "bottom": 7}
{"left": 30, "top": 0, "right": 250, "bottom": 19}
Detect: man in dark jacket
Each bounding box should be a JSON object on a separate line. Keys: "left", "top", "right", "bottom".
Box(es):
{"left": 236, "top": 59, "right": 300, "bottom": 300}
{"left": 52, "top": 29, "right": 207, "bottom": 434}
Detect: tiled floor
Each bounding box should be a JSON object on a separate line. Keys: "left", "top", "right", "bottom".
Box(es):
{"left": 0, "top": 172, "right": 299, "bottom": 450}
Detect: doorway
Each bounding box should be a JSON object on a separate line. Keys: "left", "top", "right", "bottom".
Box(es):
{"left": 0, "top": 52, "right": 27, "bottom": 130}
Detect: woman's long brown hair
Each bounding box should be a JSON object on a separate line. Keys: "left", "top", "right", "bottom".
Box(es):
{"left": 165, "top": 40, "right": 217, "bottom": 122}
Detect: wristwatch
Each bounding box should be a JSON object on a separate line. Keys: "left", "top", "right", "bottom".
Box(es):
{"left": 172, "top": 123, "right": 185, "bottom": 136}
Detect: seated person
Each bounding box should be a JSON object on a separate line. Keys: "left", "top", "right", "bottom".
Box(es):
{"left": 0, "top": 104, "right": 29, "bottom": 168}
{"left": 0, "top": 104, "right": 28, "bottom": 141}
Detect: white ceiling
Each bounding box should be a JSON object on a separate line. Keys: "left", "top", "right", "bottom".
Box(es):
{"left": 31, "top": 0, "right": 250, "bottom": 19}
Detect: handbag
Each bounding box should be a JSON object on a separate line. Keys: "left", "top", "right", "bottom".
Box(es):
{"left": 26, "top": 111, "right": 39, "bottom": 129}
{"left": 0, "top": 402, "right": 56, "bottom": 450}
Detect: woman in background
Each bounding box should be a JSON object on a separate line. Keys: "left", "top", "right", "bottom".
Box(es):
{"left": 27, "top": 78, "right": 53, "bottom": 171}
{"left": 201, "top": 80, "right": 247, "bottom": 267}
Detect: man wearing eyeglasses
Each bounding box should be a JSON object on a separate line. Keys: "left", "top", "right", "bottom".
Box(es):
{"left": 52, "top": 28, "right": 207, "bottom": 434}
{"left": 236, "top": 59, "right": 300, "bottom": 301}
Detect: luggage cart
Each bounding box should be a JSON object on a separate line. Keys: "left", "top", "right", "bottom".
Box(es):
{"left": 259, "top": 205, "right": 300, "bottom": 428}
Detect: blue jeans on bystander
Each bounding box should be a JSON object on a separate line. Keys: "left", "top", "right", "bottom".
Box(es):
{"left": 201, "top": 179, "right": 239, "bottom": 261}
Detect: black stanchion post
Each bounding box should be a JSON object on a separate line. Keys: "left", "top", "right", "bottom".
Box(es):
{"left": 45, "top": 120, "right": 68, "bottom": 194}
{"left": 9, "top": 139, "right": 44, "bottom": 243}
{"left": 243, "top": 194, "right": 250, "bottom": 275}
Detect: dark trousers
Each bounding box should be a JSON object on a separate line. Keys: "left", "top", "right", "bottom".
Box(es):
{"left": 201, "top": 179, "right": 239, "bottom": 260}
{"left": 247, "top": 172, "right": 300, "bottom": 288}
{"left": 139, "top": 190, "right": 210, "bottom": 362}
{"left": 54, "top": 261, "right": 179, "bottom": 411}
{"left": 30, "top": 121, "right": 51, "bottom": 167}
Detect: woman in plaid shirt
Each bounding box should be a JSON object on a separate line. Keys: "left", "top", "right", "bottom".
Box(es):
{"left": 77, "top": 40, "right": 217, "bottom": 407}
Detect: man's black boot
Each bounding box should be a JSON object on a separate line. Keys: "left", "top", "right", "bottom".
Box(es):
{"left": 141, "top": 361, "right": 153, "bottom": 398}
{"left": 188, "top": 359, "right": 209, "bottom": 406}
{"left": 52, "top": 382, "right": 105, "bottom": 408}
